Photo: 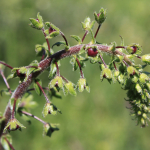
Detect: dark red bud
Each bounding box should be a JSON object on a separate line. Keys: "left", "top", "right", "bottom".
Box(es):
{"left": 87, "top": 48, "right": 98, "bottom": 57}
{"left": 36, "top": 19, "right": 39, "bottom": 22}
{"left": 49, "top": 27, "right": 55, "bottom": 34}
{"left": 103, "top": 74, "right": 106, "bottom": 78}
{"left": 131, "top": 46, "right": 137, "bottom": 54}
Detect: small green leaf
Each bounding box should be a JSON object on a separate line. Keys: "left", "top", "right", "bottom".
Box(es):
{"left": 70, "top": 35, "right": 82, "bottom": 44}
{"left": 139, "top": 73, "right": 149, "bottom": 84}
{"left": 43, "top": 123, "right": 59, "bottom": 137}
{"left": 46, "top": 31, "right": 60, "bottom": 39}
{"left": 77, "top": 78, "right": 86, "bottom": 92}
{"left": 29, "top": 60, "right": 39, "bottom": 67}
{"left": 135, "top": 83, "right": 142, "bottom": 93}
{"left": 142, "top": 54, "right": 150, "bottom": 65}
{"left": 45, "top": 22, "right": 60, "bottom": 31}
{"left": 24, "top": 67, "right": 36, "bottom": 82}
{"left": 49, "top": 76, "right": 63, "bottom": 89}
{"left": 29, "top": 18, "right": 43, "bottom": 30}
{"left": 37, "top": 12, "right": 43, "bottom": 24}
{"left": 52, "top": 41, "right": 66, "bottom": 48}
{"left": 65, "top": 82, "right": 76, "bottom": 96}
{"left": 19, "top": 67, "right": 27, "bottom": 74}
{"left": 34, "top": 79, "right": 42, "bottom": 95}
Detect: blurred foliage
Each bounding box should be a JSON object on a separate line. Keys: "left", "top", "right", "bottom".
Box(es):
{"left": 1, "top": 0, "right": 150, "bottom": 150}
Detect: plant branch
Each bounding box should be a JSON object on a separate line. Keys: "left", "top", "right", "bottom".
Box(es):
{"left": 4, "top": 137, "right": 15, "bottom": 150}
{"left": 0, "top": 43, "right": 132, "bottom": 137}
{"left": 0, "top": 61, "right": 13, "bottom": 70}
{"left": 76, "top": 58, "right": 84, "bottom": 78}
{"left": 20, "top": 110, "right": 47, "bottom": 125}
{"left": 94, "top": 24, "right": 101, "bottom": 38}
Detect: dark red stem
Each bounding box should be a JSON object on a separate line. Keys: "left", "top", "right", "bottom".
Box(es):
{"left": 60, "top": 31, "right": 68, "bottom": 46}
{"left": 94, "top": 24, "right": 101, "bottom": 38}
{"left": 35, "top": 81, "right": 50, "bottom": 103}
{"left": 115, "top": 46, "right": 126, "bottom": 49}
{"left": 0, "top": 61, "right": 13, "bottom": 69}
{"left": 60, "top": 75, "right": 69, "bottom": 83}
{"left": 99, "top": 54, "right": 107, "bottom": 68}
{"left": 82, "top": 30, "right": 88, "bottom": 42}
{"left": 76, "top": 58, "right": 84, "bottom": 78}
{"left": 4, "top": 137, "right": 15, "bottom": 150}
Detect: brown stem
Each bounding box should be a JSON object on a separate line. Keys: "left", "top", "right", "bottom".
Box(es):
{"left": 0, "top": 71, "right": 12, "bottom": 94}
{"left": 60, "top": 75, "right": 69, "bottom": 83}
{"left": 4, "top": 137, "right": 15, "bottom": 150}
{"left": 0, "top": 43, "right": 132, "bottom": 138}
{"left": 0, "top": 61, "right": 13, "bottom": 69}
{"left": 123, "top": 60, "right": 129, "bottom": 67}
{"left": 60, "top": 31, "right": 68, "bottom": 46}
{"left": 94, "top": 24, "right": 101, "bottom": 38}
{"left": 35, "top": 80, "right": 50, "bottom": 103}
{"left": 76, "top": 58, "right": 84, "bottom": 78}
{"left": 20, "top": 110, "right": 47, "bottom": 125}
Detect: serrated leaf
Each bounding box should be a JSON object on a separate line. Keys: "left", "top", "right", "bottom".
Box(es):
{"left": 29, "top": 18, "right": 43, "bottom": 30}
{"left": 34, "top": 79, "right": 42, "bottom": 95}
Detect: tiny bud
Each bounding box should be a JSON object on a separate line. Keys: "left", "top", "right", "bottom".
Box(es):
{"left": 137, "top": 111, "right": 142, "bottom": 115}
{"left": 49, "top": 27, "right": 56, "bottom": 34}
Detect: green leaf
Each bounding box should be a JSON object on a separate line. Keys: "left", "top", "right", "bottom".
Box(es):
{"left": 70, "top": 35, "right": 82, "bottom": 44}
{"left": 135, "top": 83, "right": 142, "bottom": 93}
{"left": 34, "top": 79, "right": 42, "bottom": 95}
{"left": 70, "top": 56, "right": 78, "bottom": 71}
{"left": 24, "top": 67, "right": 36, "bottom": 82}
{"left": 29, "top": 60, "right": 39, "bottom": 67}
{"left": 37, "top": 12, "right": 43, "bottom": 24}
{"left": 65, "top": 82, "right": 77, "bottom": 96}
{"left": 46, "top": 31, "right": 60, "bottom": 39}
{"left": 139, "top": 73, "right": 149, "bottom": 84}
{"left": 0, "top": 61, "right": 5, "bottom": 71}
{"left": 43, "top": 123, "right": 59, "bottom": 137}
{"left": 45, "top": 22, "right": 60, "bottom": 31}
{"left": 19, "top": 67, "right": 27, "bottom": 74}
{"left": 77, "top": 78, "right": 86, "bottom": 92}
{"left": 29, "top": 18, "right": 43, "bottom": 30}
{"left": 52, "top": 41, "right": 66, "bottom": 48}
{"left": 7, "top": 72, "right": 18, "bottom": 80}
{"left": 1, "top": 135, "right": 12, "bottom": 150}
{"left": 49, "top": 76, "right": 63, "bottom": 89}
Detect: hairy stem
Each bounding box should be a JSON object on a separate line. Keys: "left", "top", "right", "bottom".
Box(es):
{"left": 0, "top": 43, "right": 132, "bottom": 137}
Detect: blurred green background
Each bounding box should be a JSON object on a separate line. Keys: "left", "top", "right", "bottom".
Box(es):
{"left": 1, "top": 0, "right": 150, "bottom": 150}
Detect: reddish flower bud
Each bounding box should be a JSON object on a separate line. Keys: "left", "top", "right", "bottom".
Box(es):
{"left": 131, "top": 46, "right": 137, "bottom": 54}
{"left": 97, "top": 13, "right": 101, "bottom": 17}
{"left": 49, "top": 27, "right": 56, "bottom": 34}
{"left": 87, "top": 47, "right": 98, "bottom": 57}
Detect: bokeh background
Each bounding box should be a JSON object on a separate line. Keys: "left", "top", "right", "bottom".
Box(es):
{"left": 1, "top": 0, "right": 150, "bottom": 150}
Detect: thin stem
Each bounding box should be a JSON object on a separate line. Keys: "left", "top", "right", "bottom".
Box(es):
{"left": 99, "top": 54, "right": 107, "bottom": 68}
{"left": 94, "top": 24, "right": 101, "bottom": 39}
{"left": 123, "top": 60, "right": 129, "bottom": 67}
{"left": 0, "top": 71, "right": 12, "bottom": 94}
{"left": 4, "top": 138, "right": 15, "bottom": 150}
{"left": 42, "top": 28, "right": 51, "bottom": 52}
{"left": 0, "top": 61, "right": 13, "bottom": 70}
{"left": 60, "top": 31, "right": 68, "bottom": 46}
{"left": 20, "top": 110, "right": 47, "bottom": 125}
{"left": 137, "top": 56, "right": 141, "bottom": 59}
{"left": 82, "top": 30, "right": 88, "bottom": 42}
{"left": 55, "top": 62, "right": 60, "bottom": 76}
{"left": 76, "top": 58, "right": 84, "bottom": 78}
{"left": 60, "top": 75, "right": 69, "bottom": 83}
{"left": 35, "top": 81, "right": 50, "bottom": 103}
{"left": 113, "top": 62, "right": 118, "bottom": 71}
